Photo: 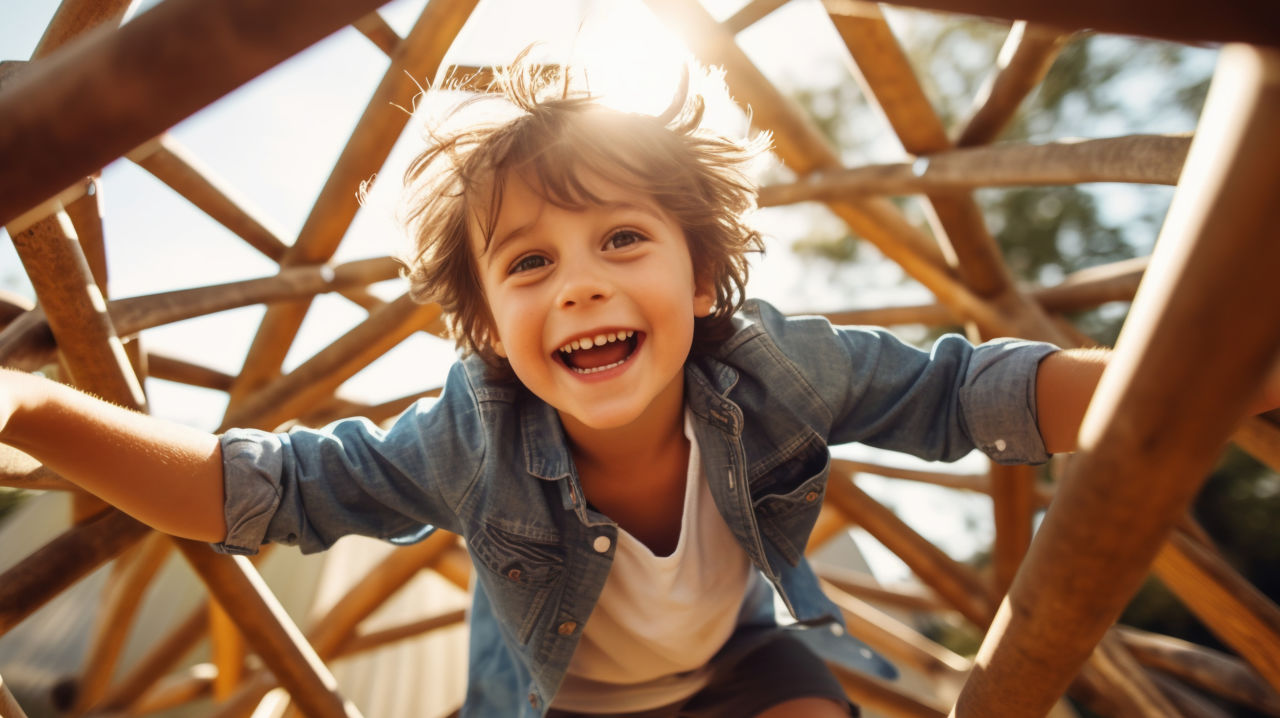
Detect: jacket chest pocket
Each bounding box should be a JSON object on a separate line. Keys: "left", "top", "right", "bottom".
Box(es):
{"left": 468, "top": 521, "right": 565, "bottom": 644}
{"left": 752, "top": 452, "right": 830, "bottom": 567}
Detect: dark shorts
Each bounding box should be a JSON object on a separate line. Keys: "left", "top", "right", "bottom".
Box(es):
{"left": 546, "top": 633, "right": 858, "bottom": 718}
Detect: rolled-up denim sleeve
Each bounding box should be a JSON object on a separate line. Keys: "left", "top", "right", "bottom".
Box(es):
{"left": 828, "top": 330, "right": 1059, "bottom": 465}
{"left": 958, "top": 339, "right": 1059, "bottom": 465}
{"left": 742, "top": 300, "right": 1058, "bottom": 465}
{"left": 211, "top": 362, "right": 482, "bottom": 555}
{"left": 215, "top": 429, "right": 287, "bottom": 555}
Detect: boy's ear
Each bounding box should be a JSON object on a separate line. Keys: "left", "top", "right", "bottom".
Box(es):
{"left": 693, "top": 281, "right": 716, "bottom": 318}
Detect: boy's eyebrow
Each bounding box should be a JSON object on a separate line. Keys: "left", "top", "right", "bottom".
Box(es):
{"left": 487, "top": 222, "right": 535, "bottom": 263}
{"left": 485, "top": 199, "right": 670, "bottom": 262}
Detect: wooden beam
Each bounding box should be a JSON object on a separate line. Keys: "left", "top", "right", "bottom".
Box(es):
{"left": 756, "top": 134, "right": 1189, "bottom": 203}
{"left": 209, "top": 599, "right": 246, "bottom": 700}
{"left": 825, "top": 1, "right": 949, "bottom": 155}
{"left": 225, "top": 0, "right": 479, "bottom": 409}
{"left": 1031, "top": 255, "right": 1149, "bottom": 314}
{"left": 109, "top": 256, "right": 403, "bottom": 336}
{"left": 1076, "top": 633, "right": 1187, "bottom": 718}
{"left": 0, "top": 510, "right": 150, "bottom": 637}
{"left": 0, "top": 0, "right": 392, "bottom": 228}
{"left": 120, "top": 664, "right": 215, "bottom": 716}
{"left": 1234, "top": 415, "right": 1280, "bottom": 475}
{"left": 825, "top": 1, "right": 1067, "bottom": 346}
{"left": 824, "top": 469, "right": 993, "bottom": 627}
{"left": 63, "top": 178, "right": 108, "bottom": 293}
{"left": 838, "top": 0, "right": 1280, "bottom": 49}
{"left": 644, "top": 0, "right": 1029, "bottom": 341}
{"left": 951, "top": 45, "right": 1280, "bottom": 717}
{"left": 0, "top": 443, "right": 73, "bottom": 491}
{"left": 1118, "top": 625, "right": 1280, "bottom": 717}
{"left": 813, "top": 561, "right": 950, "bottom": 614}
{"left": 296, "top": 387, "right": 442, "bottom": 428}
{"left": 0, "top": 256, "right": 404, "bottom": 373}
{"left": 335, "top": 608, "right": 467, "bottom": 659}
{"left": 723, "top": 0, "right": 791, "bottom": 34}
{"left": 955, "top": 22, "right": 1074, "bottom": 148}
{"left": 128, "top": 135, "right": 289, "bottom": 262}
{"left": 989, "top": 464, "right": 1034, "bottom": 597}
{"left": 91, "top": 601, "right": 209, "bottom": 713}
{"left": 221, "top": 294, "right": 441, "bottom": 430}
{"left": 8, "top": 213, "right": 145, "bottom": 410}
{"left": 72, "top": 532, "right": 173, "bottom": 714}
{"left": 811, "top": 254, "right": 1147, "bottom": 332}
{"left": 1146, "top": 671, "right": 1233, "bottom": 718}
{"left": 203, "top": 531, "right": 459, "bottom": 718}
{"left": 30, "top": 0, "right": 136, "bottom": 59}
{"left": 1154, "top": 530, "right": 1280, "bottom": 695}
{"left": 147, "top": 354, "right": 235, "bottom": 392}
{"left": 833, "top": 458, "right": 990, "bottom": 494}
{"left": 172, "top": 540, "right": 363, "bottom": 718}
{"left": 822, "top": 579, "right": 970, "bottom": 677}
{"left": 352, "top": 11, "right": 401, "bottom": 57}
{"left": 0, "top": 671, "right": 30, "bottom": 718}
{"left": 828, "top": 661, "right": 950, "bottom": 718}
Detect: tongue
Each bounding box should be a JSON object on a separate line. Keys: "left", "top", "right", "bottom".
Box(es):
{"left": 566, "top": 342, "right": 630, "bottom": 370}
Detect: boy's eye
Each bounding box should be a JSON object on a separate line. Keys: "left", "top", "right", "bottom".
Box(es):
{"left": 508, "top": 254, "right": 549, "bottom": 274}
{"left": 604, "top": 229, "right": 646, "bottom": 251}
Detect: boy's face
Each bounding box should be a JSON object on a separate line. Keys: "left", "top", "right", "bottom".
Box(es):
{"left": 472, "top": 172, "right": 715, "bottom": 432}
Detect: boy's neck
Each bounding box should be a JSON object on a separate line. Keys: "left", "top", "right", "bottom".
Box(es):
{"left": 559, "top": 375, "right": 692, "bottom": 556}
{"left": 559, "top": 375, "right": 688, "bottom": 481}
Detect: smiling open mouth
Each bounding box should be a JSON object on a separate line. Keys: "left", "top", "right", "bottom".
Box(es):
{"left": 556, "top": 331, "right": 640, "bottom": 374}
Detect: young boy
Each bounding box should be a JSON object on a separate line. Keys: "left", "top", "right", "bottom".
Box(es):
{"left": 3, "top": 65, "right": 1136, "bottom": 717}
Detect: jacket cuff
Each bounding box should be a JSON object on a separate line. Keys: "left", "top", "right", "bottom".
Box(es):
{"left": 961, "top": 341, "right": 1059, "bottom": 465}
{"left": 211, "top": 428, "right": 283, "bottom": 556}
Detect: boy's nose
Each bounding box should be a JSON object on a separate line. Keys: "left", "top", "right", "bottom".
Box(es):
{"left": 556, "top": 268, "right": 613, "bottom": 308}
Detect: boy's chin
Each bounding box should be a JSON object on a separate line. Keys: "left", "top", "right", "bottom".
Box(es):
{"left": 556, "top": 401, "right": 651, "bottom": 434}
{"left": 560, "top": 409, "right": 640, "bottom": 432}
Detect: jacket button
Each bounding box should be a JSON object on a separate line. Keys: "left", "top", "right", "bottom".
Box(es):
{"left": 593, "top": 535, "right": 612, "bottom": 553}
{"left": 507, "top": 568, "right": 521, "bottom": 581}
{"left": 804, "top": 491, "right": 819, "bottom": 502}
{"left": 558, "top": 621, "right": 577, "bottom": 636}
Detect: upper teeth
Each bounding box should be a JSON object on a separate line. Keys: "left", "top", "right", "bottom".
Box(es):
{"left": 559, "top": 330, "right": 634, "bottom": 354}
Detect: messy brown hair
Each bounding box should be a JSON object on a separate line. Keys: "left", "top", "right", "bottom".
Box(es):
{"left": 400, "top": 56, "right": 767, "bottom": 374}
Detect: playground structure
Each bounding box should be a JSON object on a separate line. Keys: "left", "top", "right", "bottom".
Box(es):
{"left": 1, "top": 0, "right": 1280, "bottom": 716}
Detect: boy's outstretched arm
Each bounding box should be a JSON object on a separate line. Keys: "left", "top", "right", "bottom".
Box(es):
{"left": 1033, "top": 348, "right": 1111, "bottom": 455}
{"left": 1034, "top": 348, "right": 1280, "bottom": 456}
{"left": 0, "top": 368, "right": 226, "bottom": 543}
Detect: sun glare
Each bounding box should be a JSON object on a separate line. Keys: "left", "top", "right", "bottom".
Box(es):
{"left": 569, "top": 2, "right": 747, "bottom": 136}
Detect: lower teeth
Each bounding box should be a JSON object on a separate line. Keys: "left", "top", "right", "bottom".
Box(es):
{"left": 572, "top": 359, "right": 625, "bottom": 375}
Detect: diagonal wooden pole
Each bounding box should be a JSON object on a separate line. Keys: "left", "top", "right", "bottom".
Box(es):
{"left": 858, "top": 0, "right": 1280, "bottom": 49}
{"left": 0, "top": 672, "right": 29, "bottom": 718}
{"left": 951, "top": 44, "right": 1280, "bottom": 717}
{"left": 223, "top": 0, "right": 480, "bottom": 410}
{"left": 173, "top": 541, "right": 363, "bottom": 718}
{"left": 0, "top": 0, "right": 391, "bottom": 227}
{"left": 955, "top": 22, "right": 1074, "bottom": 148}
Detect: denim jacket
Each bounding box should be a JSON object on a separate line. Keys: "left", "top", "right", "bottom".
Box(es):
{"left": 216, "top": 299, "right": 1056, "bottom": 716}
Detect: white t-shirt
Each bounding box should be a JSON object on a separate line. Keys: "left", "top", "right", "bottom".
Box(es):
{"left": 551, "top": 413, "right": 761, "bottom": 713}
